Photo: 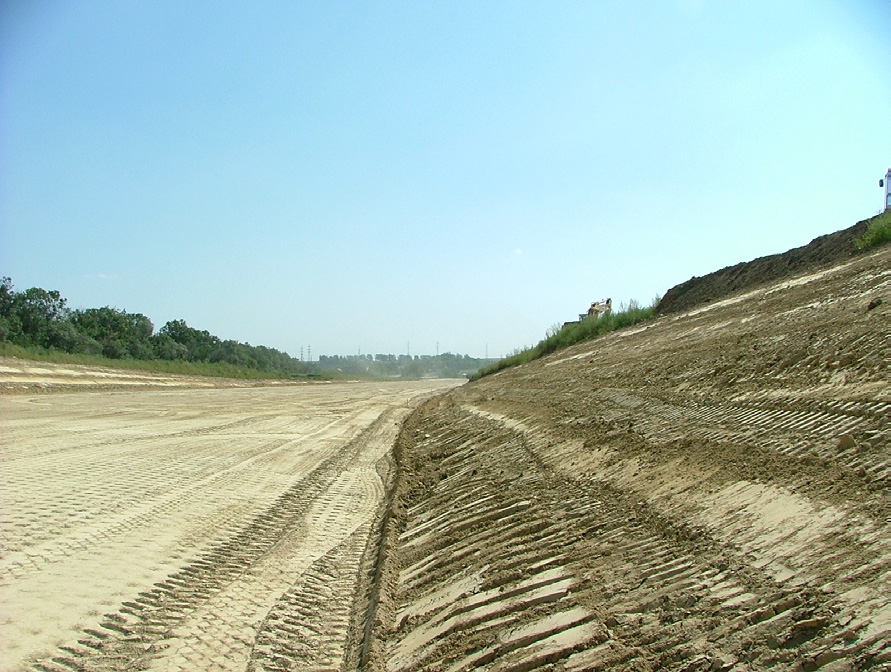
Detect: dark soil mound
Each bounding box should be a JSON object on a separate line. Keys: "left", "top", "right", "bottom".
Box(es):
{"left": 656, "top": 215, "right": 875, "bottom": 315}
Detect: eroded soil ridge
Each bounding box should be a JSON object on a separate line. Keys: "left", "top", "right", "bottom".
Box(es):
{"left": 367, "top": 245, "right": 889, "bottom": 671}
{"left": 656, "top": 217, "right": 872, "bottom": 315}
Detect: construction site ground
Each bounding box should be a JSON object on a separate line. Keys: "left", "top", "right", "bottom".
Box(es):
{"left": 1, "top": 238, "right": 888, "bottom": 672}
{"left": 368, "top": 243, "right": 889, "bottom": 672}
{"left": 0, "top": 375, "right": 460, "bottom": 671}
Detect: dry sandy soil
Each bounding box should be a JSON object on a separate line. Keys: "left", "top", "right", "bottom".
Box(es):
{"left": 0, "top": 374, "right": 461, "bottom": 671}
{"left": 366, "top": 244, "right": 889, "bottom": 672}
{"left": 1, "top": 237, "right": 888, "bottom": 672}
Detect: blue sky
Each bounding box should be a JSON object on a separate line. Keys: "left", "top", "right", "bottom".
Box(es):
{"left": 1, "top": 1, "right": 888, "bottom": 359}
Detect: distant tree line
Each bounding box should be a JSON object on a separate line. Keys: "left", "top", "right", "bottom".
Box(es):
{"left": 316, "top": 352, "right": 497, "bottom": 379}
{"left": 0, "top": 277, "right": 494, "bottom": 379}
{"left": 0, "top": 277, "right": 312, "bottom": 376}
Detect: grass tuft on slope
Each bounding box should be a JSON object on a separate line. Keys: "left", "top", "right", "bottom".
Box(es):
{"left": 854, "top": 209, "right": 891, "bottom": 250}
{"left": 473, "top": 298, "right": 657, "bottom": 380}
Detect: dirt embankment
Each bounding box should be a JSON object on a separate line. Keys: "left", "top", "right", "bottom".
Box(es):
{"left": 0, "top": 358, "right": 283, "bottom": 394}
{"left": 365, "top": 243, "right": 889, "bottom": 671}
{"left": 656, "top": 217, "right": 873, "bottom": 315}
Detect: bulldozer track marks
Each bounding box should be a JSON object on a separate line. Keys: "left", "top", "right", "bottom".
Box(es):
{"left": 374, "top": 398, "right": 889, "bottom": 671}
{"left": 3, "top": 246, "right": 889, "bottom": 671}
{"left": 367, "top": 247, "right": 889, "bottom": 671}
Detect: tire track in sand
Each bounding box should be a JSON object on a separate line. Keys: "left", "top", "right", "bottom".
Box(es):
{"left": 1, "top": 380, "right": 460, "bottom": 672}
{"left": 25, "top": 408, "right": 400, "bottom": 672}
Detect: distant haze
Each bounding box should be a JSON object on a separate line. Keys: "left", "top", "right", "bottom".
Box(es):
{"left": 1, "top": 1, "right": 888, "bottom": 358}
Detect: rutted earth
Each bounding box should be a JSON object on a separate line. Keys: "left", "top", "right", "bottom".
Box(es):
{"left": 365, "top": 244, "right": 889, "bottom": 671}
{"left": 0, "top": 377, "right": 461, "bottom": 671}
{"left": 1, "top": 242, "right": 889, "bottom": 671}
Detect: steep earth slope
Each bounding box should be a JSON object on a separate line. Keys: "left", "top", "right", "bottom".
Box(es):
{"left": 365, "top": 244, "right": 889, "bottom": 671}
{"left": 656, "top": 216, "right": 875, "bottom": 315}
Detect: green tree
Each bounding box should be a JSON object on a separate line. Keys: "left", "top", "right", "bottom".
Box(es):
{"left": 157, "top": 319, "right": 220, "bottom": 362}
{"left": 151, "top": 333, "right": 188, "bottom": 360}
{"left": 0, "top": 277, "right": 17, "bottom": 343}
{"left": 9, "top": 286, "right": 70, "bottom": 348}
{"left": 48, "top": 320, "right": 102, "bottom": 355}
{"left": 71, "top": 307, "right": 154, "bottom": 359}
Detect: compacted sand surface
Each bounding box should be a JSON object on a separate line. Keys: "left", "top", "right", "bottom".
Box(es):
{"left": 0, "top": 377, "right": 461, "bottom": 671}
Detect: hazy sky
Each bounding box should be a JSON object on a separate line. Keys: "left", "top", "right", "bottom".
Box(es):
{"left": 2, "top": 1, "right": 888, "bottom": 359}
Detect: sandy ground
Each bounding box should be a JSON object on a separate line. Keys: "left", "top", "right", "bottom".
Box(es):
{"left": 367, "top": 245, "right": 889, "bottom": 671}
{"left": 1, "top": 244, "right": 887, "bottom": 672}
{"left": 0, "top": 376, "right": 461, "bottom": 671}
{"left": 0, "top": 359, "right": 295, "bottom": 394}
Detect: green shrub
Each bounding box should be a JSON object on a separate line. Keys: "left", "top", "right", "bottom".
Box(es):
{"left": 854, "top": 210, "right": 891, "bottom": 250}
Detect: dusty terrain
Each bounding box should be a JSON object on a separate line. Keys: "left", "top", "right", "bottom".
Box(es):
{"left": 1, "top": 237, "right": 888, "bottom": 672}
{"left": 0, "top": 375, "right": 461, "bottom": 671}
{"left": 367, "top": 244, "right": 889, "bottom": 671}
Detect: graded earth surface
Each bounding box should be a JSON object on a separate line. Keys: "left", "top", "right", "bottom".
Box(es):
{"left": 367, "top": 242, "right": 889, "bottom": 672}
{"left": 1, "top": 236, "right": 888, "bottom": 672}
{"left": 0, "top": 376, "right": 461, "bottom": 671}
